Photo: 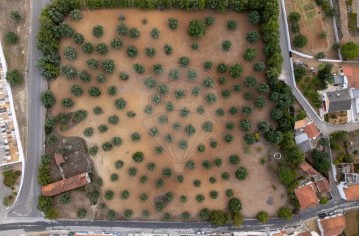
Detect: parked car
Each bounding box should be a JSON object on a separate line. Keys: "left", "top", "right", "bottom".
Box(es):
{"left": 318, "top": 213, "right": 327, "bottom": 218}
{"left": 328, "top": 211, "right": 336, "bottom": 216}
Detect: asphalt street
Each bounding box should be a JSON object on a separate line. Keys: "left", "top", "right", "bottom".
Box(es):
{"left": 4, "top": 0, "right": 359, "bottom": 233}
{"left": 8, "top": 0, "right": 50, "bottom": 218}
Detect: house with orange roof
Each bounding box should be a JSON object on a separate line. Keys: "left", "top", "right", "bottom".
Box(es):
{"left": 41, "top": 172, "right": 91, "bottom": 197}
{"left": 294, "top": 182, "right": 320, "bottom": 210}
{"left": 300, "top": 162, "right": 330, "bottom": 194}
{"left": 317, "top": 214, "right": 345, "bottom": 236}
{"left": 336, "top": 163, "right": 359, "bottom": 201}
{"left": 294, "top": 119, "right": 321, "bottom": 153}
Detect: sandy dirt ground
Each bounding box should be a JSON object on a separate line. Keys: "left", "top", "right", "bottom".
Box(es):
{"left": 285, "top": 0, "right": 338, "bottom": 58}
{"left": 50, "top": 9, "right": 288, "bottom": 220}
{"left": 345, "top": 210, "right": 359, "bottom": 236}
{"left": 338, "top": 0, "right": 359, "bottom": 44}
{"left": 0, "top": 0, "right": 30, "bottom": 154}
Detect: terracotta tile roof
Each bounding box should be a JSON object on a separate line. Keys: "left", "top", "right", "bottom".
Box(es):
{"left": 300, "top": 161, "right": 320, "bottom": 176}
{"left": 342, "top": 66, "right": 353, "bottom": 77}
{"left": 294, "top": 182, "right": 319, "bottom": 209}
{"left": 343, "top": 65, "right": 359, "bottom": 88}
{"left": 54, "top": 153, "right": 65, "bottom": 165}
{"left": 296, "top": 231, "right": 312, "bottom": 236}
{"left": 318, "top": 215, "right": 345, "bottom": 236}
{"left": 316, "top": 178, "right": 330, "bottom": 193}
{"left": 41, "top": 172, "right": 91, "bottom": 197}
{"left": 304, "top": 122, "right": 320, "bottom": 139}
{"left": 295, "top": 119, "right": 308, "bottom": 130}
{"left": 343, "top": 184, "right": 359, "bottom": 201}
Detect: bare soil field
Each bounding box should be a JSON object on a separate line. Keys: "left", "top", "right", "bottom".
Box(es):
{"left": 50, "top": 9, "right": 287, "bottom": 220}
{"left": 285, "top": 0, "right": 338, "bottom": 58}
{"left": 345, "top": 210, "right": 359, "bottom": 236}
{"left": 0, "top": 0, "right": 30, "bottom": 152}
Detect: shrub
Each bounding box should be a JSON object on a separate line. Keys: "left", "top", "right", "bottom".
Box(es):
{"left": 140, "top": 175, "right": 148, "bottom": 183}
{"left": 124, "top": 209, "right": 133, "bottom": 219}
{"left": 202, "top": 160, "right": 211, "bottom": 169}
{"left": 98, "top": 124, "right": 108, "bottom": 133}
{"left": 92, "top": 25, "right": 103, "bottom": 37}
{"left": 243, "top": 47, "right": 257, "bottom": 61}
{"left": 293, "top": 34, "right": 308, "bottom": 48}
{"left": 248, "top": 11, "right": 260, "bottom": 24}
{"left": 153, "top": 64, "right": 163, "bottom": 74}
{"left": 291, "top": 23, "right": 300, "bottom": 33}
{"left": 145, "top": 47, "right": 156, "bottom": 57}
{"left": 117, "top": 23, "right": 128, "bottom": 35}
{"left": 203, "top": 77, "right": 214, "bottom": 88}
{"left": 61, "top": 98, "right": 74, "bottom": 108}
{"left": 128, "top": 27, "right": 140, "bottom": 39}
{"left": 217, "top": 63, "right": 228, "bottom": 73}
{"left": 210, "top": 139, "right": 218, "bottom": 148}
{"left": 244, "top": 92, "right": 253, "bottom": 100}
{"left": 61, "top": 65, "right": 77, "bottom": 80}
{"left": 188, "top": 20, "right": 206, "bottom": 38}
{"left": 132, "top": 152, "right": 144, "bottom": 163}
{"left": 196, "top": 194, "right": 205, "bottom": 203}
{"left": 202, "top": 121, "right": 213, "bottom": 132}
{"left": 255, "top": 96, "right": 266, "bottom": 108}
{"left": 179, "top": 57, "right": 190, "bottom": 67}
{"left": 114, "top": 98, "right": 126, "bottom": 110}
{"left": 244, "top": 133, "right": 256, "bottom": 144}
{"left": 88, "top": 87, "right": 101, "bottom": 97}
{"left": 204, "top": 61, "right": 212, "bottom": 70}
{"left": 119, "top": 72, "right": 129, "bottom": 81}
{"left": 164, "top": 44, "right": 173, "bottom": 55}
{"left": 133, "top": 63, "right": 145, "bottom": 74}
{"left": 156, "top": 178, "right": 164, "bottom": 188}
{"left": 229, "top": 106, "right": 238, "bottom": 115}
{"left": 222, "top": 172, "right": 230, "bottom": 180}
{"left": 205, "top": 16, "right": 215, "bottom": 26}
{"left": 131, "top": 132, "right": 141, "bottom": 142}
{"left": 86, "top": 144, "right": 98, "bottom": 156}
{"left": 108, "top": 86, "right": 117, "bottom": 96}
{"left": 229, "top": 155, "right": 240, "bottom": 165}
{"left": 115, "top": 160, "right": 124, "bottom": 169}
{"left": 242, "top": 106, "right": 252, "bottom": 115}
{"left": 257, "top": 211, "right": 269, "bottom": 223}
{"left": 162, "top": 168, "right": 172, "bottom": 178}
{"left": 199, "top": 208, "right": 210, "bottom": 220}
{"left": 278, "top": 207, "right": 293, "bottom": 220}
{"left": 235, "top": 167, "right": 248, "bottom": 180}
{"left": 102, "top": 142, "right": 113, "bottom": 152}
{"left": 229, "top": 63, "right": 243, "bottom": 78}
{"left": 341, "top": 42, "right": 359, "bottom": 60}
{"left": 79, "top": 71, "right": 91, "bottom": 82}
{"left": 73, "top": 33, "right": 84, "bottom": 44}
{"left": 93, "top": 106, "right": 103, "bottom": 115}
{"left": 193, "top": 179, "right": 201, "bottom": 187}
{"left": 228, "top": 197, "right": 242, "bottom": 213}
{"left": 83, "top": 127, "right": 93, "bottom": 137}
{"left": 227, "top": 20, "right": 237, "bottom": 30}
{"left": 315, "top": 52, "right": 325, "bottom": 60}
{"left": 96, "top": 43, "right": 108, "bottom": 55}
{"left": 222, "top": 40, "right": 232, "bottom": 51}
{"left": 4, "top": 32, "right": 18, "bottom": 44}
{"left": 64, "top": 47, "right": 77, "bottom": 60}
{"left": 191, "top": 42, "right": 199, "bottom": 50}
{"left": 121, "top": 190, "right": 129, "bottom": 199}
{"left": 226, "top": 189, "right": 233, "bottom": 198}
{"left": 6, "top": 70, "right": 23, "bottom": 86}
{"left": 111, "top": 137, "right": 122, "bottom": 146}
{"left": 254, "top": 62, "right": 265, "bottom": 72}
{"left": 151, "top": 28, "right": 160, "bottom": 39}
{"left": 177, "top": 175, "right": 184, "bottom": 183}
{"left": 102, "top": 59, "right": 115, "bottom": 73}
{"left": 60, "top": 192, "right": 71, "bottom": 204}
{"left": 289, "top": 12, "right": 301, "bottom": 23}
{"left": 210, "top": 191, "right": 218, "bottom": 199}
{"left": 110, "top": 173, "right": 118, "bottom": 181}
{"left": 140, "top": 193, "right": 148, "bottom": 201}
{"left": 82, "top": 42, "right": 94, "bottom": 54}
{"left": 155, "top": 146, "right": 164, "bottom": 154}
{"left": 127, "top": 45, "right": 138, "bottom": 57}
{"left": 319, "top": 31, "right": 327, "bottom": 39}
{"left": 234, "top": 84, "right": 242, "bottom": 92}
{"left": 246, "top": 31, "right": 259, "bottom": 43}
{"left": 10, "top": 10, "right": 21, "bottom": 22}
{"left": 197, "top": 144, "right": 205, "bottom": 153}
{"left": 168, "top": 18, "right": 178, "bottom": 30}
{"left": 77, "top": 208, "right": 87, "bottom": 219}
{"left": 111, "top": 37, "right": 122, "bottom": 49}
{"left": 87, "top": 59, "right": 98, "bottom": 69}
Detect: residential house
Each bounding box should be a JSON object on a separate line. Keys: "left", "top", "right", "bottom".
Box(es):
{"left": 41, "top": 172, "right": 91, "bottom": 197}
{"left": 317, "top": 214, "right": 345, "bottom": 236}
{"left": 323, "top": 89, "right": 352, "bottom": 114}
{"left": 294, "top": 182, "right": 320, "bottom": 210}
{"left": 336, "top": 163, "right": 359, "bottom": 201}
{"left": 294, "top": 119, "right": 321, "bottom": 153}
{"left": 300, "top": 162, "right": 330, "bottom": 194}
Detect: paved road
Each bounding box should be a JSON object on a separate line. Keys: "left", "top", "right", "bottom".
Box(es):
{"left": 8, "top": 0, "right": 50, "bottom": 218}
{"left": 1, "top": 199, "right": 359, "bottom": 233}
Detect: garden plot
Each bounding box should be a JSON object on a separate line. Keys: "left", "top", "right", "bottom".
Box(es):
{"left": 48, "top": 9, "right": 287, "bottom": 220}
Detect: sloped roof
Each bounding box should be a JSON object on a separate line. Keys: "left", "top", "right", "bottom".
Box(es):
{"left": 296, "top": 231, "right": 313, "bottom": 236}
{"left": 294, "top": 119, "right": 308, "bottom": 130}
{"left": 318, "top": 215, "right": 345, "bottom": 236}
{"left": 334, "top": 75, "right": 345, "bottom": 86}
{"left": 316, "top": 178, "right": 330, "bottom": 193}
{"left": 54, "top": 153, "right": 65, "bottom": 165}
{"left": 343, "top": 184, "right": 359, "bottom": 201}
{"left": 326, "top": 89, "right": 352, "bottom": 113}
{"left": 300, "top": 161, "right": 320, "bottom": 176}
{"left": 304, "top": 122, "right": 320, "bottom": 139}
{"left": 41, "top": 172, "right": 91, "bottom": 197}
{"left": 295, "top": 133, "right": 309, "bottom": 144}
{"left": 298, "top": 139, "right": 313, "bottom": 153}
{"left": 294, "top": 182, "right": 319, "bottom": 209}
